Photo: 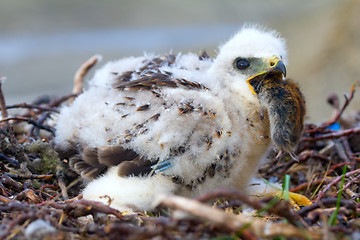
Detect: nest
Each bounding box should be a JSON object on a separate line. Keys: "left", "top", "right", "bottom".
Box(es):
{"left": 0, "top": 59, "right": 359, "bottom": 240}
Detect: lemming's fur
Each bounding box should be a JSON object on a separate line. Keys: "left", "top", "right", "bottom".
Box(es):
{"left": 55, "top": 26, "right": 303, "bottom": 211}
{"left": 248, "top": 72, "right": 306, "bottom": 153}
{"left": 260, "top": 78, "right": 305, "bottom": 153}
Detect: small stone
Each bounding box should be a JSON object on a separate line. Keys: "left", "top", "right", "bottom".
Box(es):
{"left": 24, "top": 219, "right": 56, "bottom": 240}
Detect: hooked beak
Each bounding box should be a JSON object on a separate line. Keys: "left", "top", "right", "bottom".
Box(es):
{"left": 247, "top": 57, "right": 286, "bottom": 95}
{"left": 270, "top": 58, "right": 286, "bottom": 77}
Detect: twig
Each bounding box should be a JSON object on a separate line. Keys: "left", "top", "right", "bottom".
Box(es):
{"left": 297, "top": 197, "right": 356, "bottom": 217}
{"left": 290, "top": 179, "right": 332, "bottom": 193}
{"left": 73, "top": 55, "right": 99, "bottom": 95}
{"left": 5, "top": 172, "right": 53, "bottom": 180}
{"left": 196, "top": 188, "right": 263, "bottom": 208}
{"left": 0, "top": 117, "right": 54, "bottom": 134}
{"left": 343, "top": 173, "right": 360, "bottom": 192}
{"left": 267, "top": 150, "right": 329, "bottom": 175}
{"left": 320, "top": 83, "right": 357, "bottom": 130}
{"left": 195, "top": 188, "right": 303, "bottom": 227}
{"left": 0, "top": 195, "right": 13, "bottom": 203}
{"left": 29, "top": 112, "right": 52, "bottom": 138}
{"left": 326, "top": 162, "right": 357, "bottom": 176}
{"left": 15, "top": 189, "right": 42, "bottom": 203}
{"left": 0, "top": 153, "right": 20, "bottom": 168}
{"left": 6, "top": 103, "right": 59, "bottom": 113}
{"left": 64, "top": 199, "right": 126, "bottom": 220}
{"left": 308, "top": 207, "right": 352, "bottom": 223}
{"left": 0, "top": 77, "right": 9, "bottom": 128}
{"left": 37, "top": 184, "right": 59, "bottom": 202}
{"left": 0, "top": 173, "right": 24, "bottom": 190}
{"left": 48, "top": 94, "right": 77, "bottom": 107}
{"left": 103, "top": 222, "right": 164, "bottom": 239}
{"left": 159, "top": 194, "right": 320, "bottom": 239}
{"left": 297, "top": 150, "right": 329, "bottom": 163}
{"left": 350, "top": 156, "right": 360, "bottom": 162}
{"left": 301, "top": 127, "right": 360, "bottom": 142}
{"left": 56, "top": 170, "right": 69, "bottom": 200}
{"left": 0, "top": 182, "right": 9, "bottom": 197}
{"left": 0, "top": 213, "right": 32, "bottom": 240}
{"left": 315, "top": 168, "right": 360, "bottom": 202}
{"left": 305, "top": 84, "right": 357, "bottom": 136}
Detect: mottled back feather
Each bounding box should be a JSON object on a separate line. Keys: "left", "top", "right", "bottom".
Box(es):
{"left": 70, "top": 52, "right": 215, "bottom": 180}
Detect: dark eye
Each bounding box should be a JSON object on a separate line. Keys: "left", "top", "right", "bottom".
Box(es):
{"left": 235, "top": 58, "right": 250, "bottom": 70}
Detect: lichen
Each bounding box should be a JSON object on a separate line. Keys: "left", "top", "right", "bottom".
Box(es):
{"left": 25, "top": 141, "right": 61, "bottom": 174}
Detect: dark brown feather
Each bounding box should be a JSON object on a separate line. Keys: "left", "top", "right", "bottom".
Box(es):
{"left": 117, "top": 71, "right": 133, "bottom": 82}
{"left": 113, "top": 55, "right": 209, "bottom": 91}
{"left": 69, "top": 155, "right": 82, "bottom": 170}
{"left": 136, "top": 104, "right": 150, "bottom": 111}
{"left": 149, "top": 113, "right": 160, "bottom": 121}
{"left": 115, "top": 77, "right": 208, "bottom": 91}
{"left": 80, "top": 166, "right": 105, "bottom": 179}
{"left": 97, "top": 145, "right": 138, "bottom": 166}
{"left": 117, "top": 157, "right": 153, "bottom": 177}
{"left": 81, "top": 147, "right": 99, "bottom": 166}
{"left": 199, "top": 50, "right": 211, "bottom": 60}
{"left": 68, "top": 145, "right": 140, "bottom": 180}
{"left": 69, "top": 155, "right": 107, "bottom": 180}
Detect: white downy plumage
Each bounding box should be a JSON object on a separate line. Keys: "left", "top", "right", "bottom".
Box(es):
{"left": 55, "top": 25, "right": 287, "bottom": 211}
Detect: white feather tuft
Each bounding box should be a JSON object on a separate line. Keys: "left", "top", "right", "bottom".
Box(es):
{"left": 82, "top": 167, "right": 176, "bottom": 211}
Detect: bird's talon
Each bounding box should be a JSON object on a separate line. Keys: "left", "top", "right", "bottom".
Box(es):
{"left": 275, "top": 150, "right": 283, "bottom": 159}
{"left": 289, "top": 152, "right": 298, "bottom": 161}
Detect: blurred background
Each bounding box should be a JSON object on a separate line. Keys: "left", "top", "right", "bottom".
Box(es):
{"left": 0, "top": 0, "right": 359, "bottom": 123}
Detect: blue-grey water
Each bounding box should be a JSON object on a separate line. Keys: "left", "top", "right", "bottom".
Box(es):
{"left": 0, "top": 25, "right": 240, "bottom": 65}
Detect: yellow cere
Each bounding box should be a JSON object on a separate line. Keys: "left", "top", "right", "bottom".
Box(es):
{"left": 246, "top": 56, "right": 284, "bottom": 95}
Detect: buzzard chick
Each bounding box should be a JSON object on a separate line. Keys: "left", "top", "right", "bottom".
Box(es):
{"left": 55, "top": 26, "right": 305, "bottom": 211}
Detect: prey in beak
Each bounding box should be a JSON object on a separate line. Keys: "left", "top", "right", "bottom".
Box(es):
{"left": 246, "top": 56, "right": 306, "bottom": 156}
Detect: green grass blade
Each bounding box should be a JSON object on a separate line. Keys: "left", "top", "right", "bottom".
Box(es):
{"left": 328, "top": 165, "right": 347, "bottom": 226}
{"left": 283, "top": 174, "right": 290, "bottom": 201}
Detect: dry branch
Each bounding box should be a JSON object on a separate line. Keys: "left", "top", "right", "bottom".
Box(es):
{"left": 320, "top": 83, "right": 357, "bottom": 129}
{"left": 0, "top": 116, "right": 54, "bottom": 134}
{"left": 302, "top": 127, "right": 360, "bottom": 142}
{"left": 315, "top": 168, "right": 360, "bottom": 202}
{"left": 0, "top": 77, "right": 9, "bottom": 128}
{"left": 290, "top": 178, "right": 332, "bottom": 193}
{"left": 195, "top": 188, "right": 303, "bottom": 227}
{"left": 297, "top": 197, "right": 356, "bottom": 217}
{"left": 73, "top": 55, "right": 99, "bottom": 95}
{"left": 5, "top": 172, "right": 53, "bottom": 180}
{"left": 159, "top": 194, "right": 321, "bottom": 239}
{"left": 6, "top": 103, "right": 59, "bottom": 113}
